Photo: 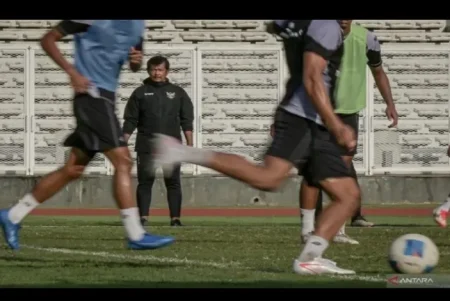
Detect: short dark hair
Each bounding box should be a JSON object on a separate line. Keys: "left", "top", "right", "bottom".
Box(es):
{"left": 147, "top": 56, "right": 170, "bottom": 70}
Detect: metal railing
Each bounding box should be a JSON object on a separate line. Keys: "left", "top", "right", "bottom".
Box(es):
{"left": 0, "top": 43, "right": 448, "bottom": 176}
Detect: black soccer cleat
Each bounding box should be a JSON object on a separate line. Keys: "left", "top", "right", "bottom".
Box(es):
{"left": 140, "top": 217, "right": 148, "bottom": 227}
{"left": 170, "top": 219, "right": 183, "bottom": 227}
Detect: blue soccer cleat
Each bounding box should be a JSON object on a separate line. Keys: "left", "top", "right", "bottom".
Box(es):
{"left": 0, "top": 209, "right": 21, "bottom": 250}
{"left": 128, "top": 233, "right": 174, "bottom": 250}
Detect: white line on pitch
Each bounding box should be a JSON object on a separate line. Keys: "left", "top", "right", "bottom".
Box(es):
{"left": 22, "top": 245, "right": 240, "bottom": 269}
{"left": 22, "top": 244, "right": 386, "bottom": 284}
{"left": 331, "top": 274, "right": 385, "bottom": 283}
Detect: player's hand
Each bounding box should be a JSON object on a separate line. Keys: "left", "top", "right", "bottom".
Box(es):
{"left": 385, "top": 104, "right": 398, "bottom": 128}
{"left": 69, "top": 71, "right": 90, "bottom": 93}
{"left": 270, "top": 124, "right": 275, "bottom": 137}
{"left": 129, "top": 47, "right": 143, "bottom": 65}
{"left": 334, "top": 124, "right": 357, "bottom": 153}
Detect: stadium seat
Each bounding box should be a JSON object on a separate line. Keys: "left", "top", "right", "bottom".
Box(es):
{"left": 1, "top": 20, "right": 447, "bottom": 45}
{"left": 0, "top": 19, "right": 449, "bottom": 173}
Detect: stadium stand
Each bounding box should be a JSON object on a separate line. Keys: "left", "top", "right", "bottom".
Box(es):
{"left": 0, "top": 20, "right": 450, "bottom": 44}
{"left": 0, "top": 20, "right": 449, "bottom": 175}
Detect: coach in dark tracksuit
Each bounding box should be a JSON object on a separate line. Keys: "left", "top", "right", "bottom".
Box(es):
{"left": 122, "top": 56, "right": 194, "bottom": 227}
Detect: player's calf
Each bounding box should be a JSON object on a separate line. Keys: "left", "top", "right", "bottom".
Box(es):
{"left": 294, "top": 177, "right": 359, "bottom": 275}
{"left": 104, "top": 146, "right": 174, "bottom": 249}
{"left": 0, "top": 148, "right": 92, "bottom": 250}
{"left": 299, "top": 178, "right": 320, "bottom": 238}
{"left": 313, "top": 178, "right": 360, "bottom": 241}
{"left": 153, "top": 134, "right": 292, "bottom": 192}
{"left": 105, "top": 147, "right": 145, "bottom": 239}
{"left": 105, "top": 147, "right": 135, "bottom": 208}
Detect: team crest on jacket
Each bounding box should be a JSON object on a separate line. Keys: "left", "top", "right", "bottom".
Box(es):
{"left": 166, "top": 92, "right": 175, "bottom": 99}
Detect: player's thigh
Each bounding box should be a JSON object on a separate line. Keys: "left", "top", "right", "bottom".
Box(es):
{"left": 341, "top": 155, "right": 354, "bottom": 168}
{"left": 320, "top": 177, "right": 360, "bottom": 211}
{"left": 308, "top": 150, "right": 352, "bottom": 185}
{"left": 63, "top": 148, "right": 95, "bottom": 178}
{"left": 104, "top": 146, "right": 133, "bottom": 170}
{"left": 314, "top": 153, "right": 360, "bottom": 206}
{"left": 335, "top": 114, "right": 359, "bottom": 170}
{"left": 68, "top": 148, "right": 95, "bottom": 166}
{"left": 265, "top": 108, "right": 312, "bottom": 181}
{"left": 308, "top": 127, "right": 360, "bottom": 203}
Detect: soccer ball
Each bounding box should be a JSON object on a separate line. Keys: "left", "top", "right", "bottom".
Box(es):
{"left": 388, "top": 233, "right": 439, "bottom": 274}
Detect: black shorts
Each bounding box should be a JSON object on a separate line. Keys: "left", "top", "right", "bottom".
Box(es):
{"left": 63, "top": 88, "right": 127, "bottom": 158}
{"left": 265, "top": 108, "right": 352, "bottom": 187}
{"left": 333, "top": 113, "right": 359, "bottom": 157}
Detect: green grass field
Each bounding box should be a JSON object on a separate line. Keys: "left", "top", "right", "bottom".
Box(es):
{"left": 0, "top": 214, "right": 448, "bottom": 288}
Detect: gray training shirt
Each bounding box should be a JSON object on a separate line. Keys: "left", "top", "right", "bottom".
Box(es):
{"left": 275, "top": 20, "right": 345, "bottom": 125}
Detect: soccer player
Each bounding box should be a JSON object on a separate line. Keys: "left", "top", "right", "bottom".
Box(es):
{"left": 299, "top": 20, "right": 399, "bottom": 244}
{"left": 433, "top": 146, "right": 450, "bottom": 227}
{"left": 154, "top": 20, "right": 359, "bottom": 275}
{"left": 0, "top": 20, "right": 174, "bottom": 251}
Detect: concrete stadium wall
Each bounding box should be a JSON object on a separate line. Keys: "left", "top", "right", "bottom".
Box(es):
{"left": 0, "top": 175, "right": 448, "bottom": 208}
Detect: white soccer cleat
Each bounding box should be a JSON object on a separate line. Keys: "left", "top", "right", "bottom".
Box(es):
{"left": 350, "top": 218, "right": 375, "bottom": 227}
{"left": 433, "top": 207, "right": 448, "bottom": 228}
{"left": 293, "top": 257, "right": 356, "bottom": 275}
{"left": 302, "top": 231, "right": 359, "bottom": 245}
{"left": 152, "top": 134, "right": 182, "bottom": 175}
{"left": 333, "top": 233, "right": 359, "bottom": 245}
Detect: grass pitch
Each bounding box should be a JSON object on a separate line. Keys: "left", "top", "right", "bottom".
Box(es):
{"left": 0, "top": 214, "right": 448, "bottom": 288}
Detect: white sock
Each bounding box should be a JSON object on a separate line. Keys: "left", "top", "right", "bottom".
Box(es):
{"left": 120, "top": 207, "right": 146, "bottom": 241}
{"left": 298, "top": 235, "right": 329, "bottom": 262}
{"left": 8, "top": 193, "right": 39, "bottom": 224}
{"left": 301, "top": 209, "right": 315, "bottom": 235}
{"left": 439, "top": 196, "right": 450, "bottom": 211}
{"left": 178, "top": 144, "right": 215, "bottom": 165}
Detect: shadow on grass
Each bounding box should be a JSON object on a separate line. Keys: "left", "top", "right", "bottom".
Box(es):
{"left": 0, "top": 255, "right": 184, "bottom": 270}
{"left": 87, "top": 221, "right": 301, "bottom": 228}
{"left": 2, "top": 279, "right": 385, "bottom": 288}
{"left": 373, "top": 224, "right": 434, "bottom": 228}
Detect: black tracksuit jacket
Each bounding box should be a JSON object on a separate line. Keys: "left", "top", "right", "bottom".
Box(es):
{"left": 122, "top": 78, "right": 194, "bottom": 152}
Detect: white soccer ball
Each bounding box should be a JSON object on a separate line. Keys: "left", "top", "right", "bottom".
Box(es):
{"left": 388, "top": 233, "right": 439, "bottom": 274}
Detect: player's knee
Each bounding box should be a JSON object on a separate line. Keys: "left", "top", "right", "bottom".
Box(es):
{"left": 324, "top": 177, "right": 360, "bottom": 207}
{"left": 108, "top": 147, "right": 133, "bottom": 173}
{"left": 341, "top": 184, "right": 361, "bottom": 214}
{"left": 63, "top": 164, "right": 86, "bottom": 180}
{"left": 114, "top": 153, "right": 133, "bottom": 173}
{"left": 252, "top": 174, "right": 284, "bottom": 192}
{"left": 255, "top": 183, "right": 279, "bottom": 192}
{"left": 348, "top": 186, "right": 361, "bottom": 205}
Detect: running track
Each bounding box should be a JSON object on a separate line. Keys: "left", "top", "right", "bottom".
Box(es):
{"left": 30, "top": 207, "right": 433, "bottom": 217}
